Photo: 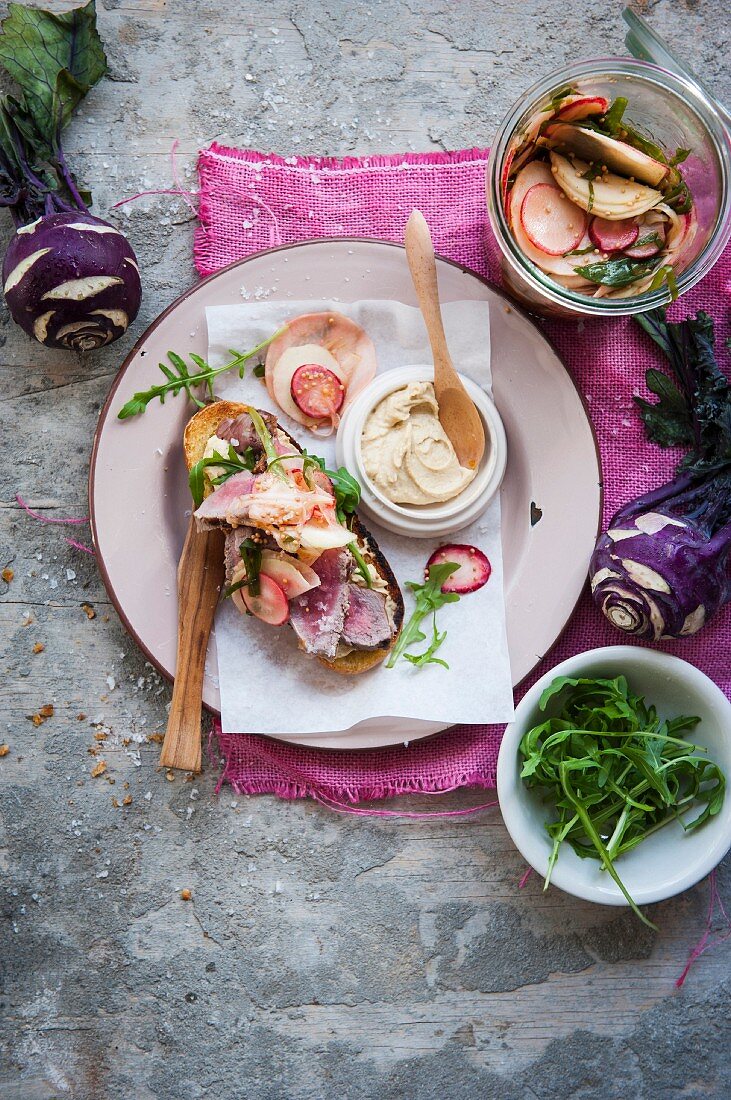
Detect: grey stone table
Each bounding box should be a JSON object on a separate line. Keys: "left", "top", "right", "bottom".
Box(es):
{"left": 1, "top": 2, "right": 730, "bottom": 1097}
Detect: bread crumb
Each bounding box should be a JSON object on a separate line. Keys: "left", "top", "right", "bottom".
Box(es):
{"left": 94, "top": 731, "right": 107, "bottom": 742}
{"left": 147, "top": 732, "right": 165, "bottom": 743}
{"left": 0, "top": 744, "right": 9, "bottom": 757}
{"left": 91, "top": 760, "right": 107, "bottom": 778}
{"left": 1, "top": 567, "right": 14, "bottom": 583}
{"left": 77, "top": 713, "right": 87, "bottom": 721}
{"left": 180, "top": 888, "right": 192, "bottom": 901}
{"left": 28, "top": 704, "right": 54, "bottom": 726}
{"left": 111, "top": 796, "right": 120, "bottom": 808}
{"left": 122, "top": 794, "right": 132, "bottom": 806}
{"left": 81, "top": 603, "right": 96, "bottom": 620}
{"left": 23, "top": 614, "right": 33, "bottom": 627}
{"left": 32, "top": 642, "right": 45, "bottom": 654}
{"left": 165, "top": 769, "right": 175, "bottom": 782}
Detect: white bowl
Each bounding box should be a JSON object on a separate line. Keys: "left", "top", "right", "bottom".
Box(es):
{"left": 336, "top": 365, "right": 507, "bottom": 538}
{"left": 497, "top": 646, "right": 731, "bottom": 907}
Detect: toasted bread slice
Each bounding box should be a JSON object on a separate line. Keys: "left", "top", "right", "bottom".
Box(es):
{"left": 184, "top": 401, "right": 403, "bottom": 675}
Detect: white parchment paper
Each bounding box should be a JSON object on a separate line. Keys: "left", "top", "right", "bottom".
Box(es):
{"left": 206, "top": 299, "right": 514, "bottom": 734}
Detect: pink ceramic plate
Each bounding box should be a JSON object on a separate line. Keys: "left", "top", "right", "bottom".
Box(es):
{"left": 89, "top": 240, "right": 601, "bottom": 750}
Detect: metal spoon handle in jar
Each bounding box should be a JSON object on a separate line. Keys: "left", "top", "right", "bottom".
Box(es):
{"left": 622, "top": 8, "right": 731, "bottom": 132}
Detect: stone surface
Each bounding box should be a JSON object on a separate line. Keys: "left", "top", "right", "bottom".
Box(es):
{"left": 1, "top": 1, "right": 730, "bottom": 1097}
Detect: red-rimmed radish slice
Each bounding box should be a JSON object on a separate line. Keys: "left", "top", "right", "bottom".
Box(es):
{"left": 241, "top": 573, "right": 290, "bottom": 625}
{"left": 269, "top": 344, "right": 346, "bottom": 429}
{"left": 426, "top": 545, "right": 492, "bottom": 594}
{"left": 259, "top": 553, "right": 320, "bottom": 599}
{"left": 265, "top": 311, "right": 377, "bottom": 418}
{"left": 291, "top": 363, "right": 345, "bottom": 421}
{"left": 520, "top": 184, "right": 587, "bottom": 256}
{"left": 589, "top": 216, "right": 639, "bottom": 253}
{"left": 556, "top": 96, "right": 609, "bottom": 122}
{"left": 509, "top": 163, "right": 587, "bottom": 276}
{"left": 624, "top": 225, "right": 665, "bottom": 259}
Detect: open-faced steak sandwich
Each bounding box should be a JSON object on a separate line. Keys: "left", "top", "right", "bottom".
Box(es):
{"left": 184, "top": 400, "right": 404, "bottom": 674}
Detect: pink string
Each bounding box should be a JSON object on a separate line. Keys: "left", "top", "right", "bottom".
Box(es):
{"left": 312, "top": 792, "right": 498, "bottom": 819}
{"left": 64, "top": 538, "right": 95, "bottom": 555}
{"left": 518, "top": 866, "right": 533, "bottom": 889}
{"left": 16, "top": 494, "right": 87, "bottom": 525}
{"left": 112, "top": 140, "right": 199, "bottom": 213}
{"left": 112, "top": 187, "right": 198, "bottom": 210}
{"left": 675, "top": 870, "right": 731, "bottom": 988}
{"left": 170, "top": 139, "right": 199, "bottom": 217}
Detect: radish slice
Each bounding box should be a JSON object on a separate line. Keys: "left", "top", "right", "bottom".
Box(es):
{"left": 270, "top": 344, "right": 346, "bottom": 430}
{"left": 556, "top": 96, "right": 609, "bottom": 122}
{"left": 242, "top": 573, "right": 290, "bottom": 625}
{"left": 589, "top": 217, "right": 639, "bottom": 253}
{"left": 259, "top": 554, "right": 320, "bottom": 599}
{"left": 510, "top": 164, "right": 589, "bottom": 276}
{"left": 426, "top": 545, "right": 492, "bottom": 594}
{"left": 520, "top": 184, "right": 587, "bottom": 256}
{"left": 625, "top": 225, "right": 665, "bottom": 259}
{"left": 265, "top": 311, "right": 377, "bottom": 421}
{"left": 291, "top": 363, "right": 345, "bottom": 421}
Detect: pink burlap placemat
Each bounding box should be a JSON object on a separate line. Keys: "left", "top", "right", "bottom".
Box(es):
{"left": 195, "top": 143, "right": 731, "bottom": 802}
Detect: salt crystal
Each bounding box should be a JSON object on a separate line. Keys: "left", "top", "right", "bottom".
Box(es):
{"left": 106, "top": 675, "right": 116, "bottom": 690}
{"left": 96, "top": 870, "right": 109, "bottom": 879}
{"left": 66, "top": 569, "right": 76, "bottom": 581}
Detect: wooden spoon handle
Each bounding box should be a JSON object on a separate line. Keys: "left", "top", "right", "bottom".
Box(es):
{"left": 160, "top": 519, "right": 225, "bottom": 773}
{"left": 404, "top": 209, "right": 453, "bottom": 385}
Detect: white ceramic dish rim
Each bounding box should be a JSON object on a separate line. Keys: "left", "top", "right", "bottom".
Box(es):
{"left": 496, "top": 645, "right": 731, "bottom": 907}
{"left": 336, "top": 364, "right": 507, "bottom": 533}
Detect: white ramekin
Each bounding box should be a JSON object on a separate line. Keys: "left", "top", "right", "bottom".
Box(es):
{"left": 336, "top": 365, "right": 507, "bottom": 538}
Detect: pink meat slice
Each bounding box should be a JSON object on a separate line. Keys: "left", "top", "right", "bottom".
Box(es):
{"left": 265, "top": 311, "right": 377, "bottom": 409}
{"left": 194, "top": 471, "right": 257, "bottom": 525}
{"left": 289, "top": 548, "right": 351, "bottom": 658}
{"left": 341, "top": 585, "right": 391, "bottom": 650}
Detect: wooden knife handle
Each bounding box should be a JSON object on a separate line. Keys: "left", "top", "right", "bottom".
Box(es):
{"left": 160, "top": 519, "right": 225, "bottom": 773}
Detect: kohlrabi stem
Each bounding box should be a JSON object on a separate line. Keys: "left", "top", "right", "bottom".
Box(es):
{"left": 55, "top": 145, "right": 88, "bottom": 212}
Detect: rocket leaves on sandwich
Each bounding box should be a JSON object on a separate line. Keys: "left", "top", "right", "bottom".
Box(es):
{"left": 222, "top": 538, "right": 262, "bottom": 600}
{"left": 385, "top": 562, "right": 460, "bottom": 670}
{"left": 188, "top": 444, "right": 257, "bottom": 507}
{"left": 117, "top": 333, "right": 283, "bottom": 419}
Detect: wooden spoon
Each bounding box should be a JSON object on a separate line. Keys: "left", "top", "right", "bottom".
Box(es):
{"left": 159, "top": 519, "right": 225, "bottom": 773}
{"left": 404, "top": 209, "right": 485, "bottom": 470}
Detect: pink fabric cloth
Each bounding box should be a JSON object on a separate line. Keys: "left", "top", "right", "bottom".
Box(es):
{"left": 195, "top": 142, "right": 731, "bottom": 802}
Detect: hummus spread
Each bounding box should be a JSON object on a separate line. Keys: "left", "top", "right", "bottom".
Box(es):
{"left": 361, "top": 381, "right": 477, "bottom": 506}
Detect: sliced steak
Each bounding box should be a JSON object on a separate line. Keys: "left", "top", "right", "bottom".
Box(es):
{"left": 194, "top": 471, "right": 257, "bottom": 527}
{"left": 341, "top": 585, "right": 392, "bottom": 650}
{"left": 223, "top": 527, "right": 278, "bottom": 585}
{"left": 289, "top": 548, "right": 351, "bottom": 659}
{"left": 217, "top": 411, "right": 277, "bottom": 473}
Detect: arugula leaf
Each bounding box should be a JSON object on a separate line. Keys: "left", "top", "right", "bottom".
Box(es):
{"left": 188, "top": 444, "right": 257, "bottom": 508}
{"left": 385, "top": 562, "right": 460, "bottom": 669}
{"left": 519, "top": 673, "right": 724, "bottom": 928}
{"left": 0, "top": 1, "right": 107, "bottom": 149}
{"left": 117, "top": 333, "right": 282, "bottom": 419}
{"left": 575, "top": 257, "right": 654, "bottom": 288}
{"left": 222, "top": 538, "right": 262, "bottom": 600}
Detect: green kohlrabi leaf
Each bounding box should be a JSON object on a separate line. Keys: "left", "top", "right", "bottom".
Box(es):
{"left": 0, "top": 1, "right": 107, "bottom": 147}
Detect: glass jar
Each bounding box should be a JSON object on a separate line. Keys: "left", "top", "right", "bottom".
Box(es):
{"left": 486, "top": 58, "right": 731, "bottom": 318}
